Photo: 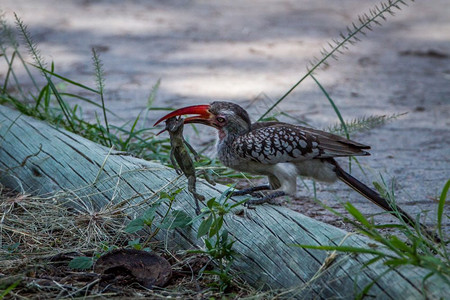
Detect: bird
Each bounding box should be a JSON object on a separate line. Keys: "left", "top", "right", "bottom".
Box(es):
{"left": 154, "top": 101, "right": 435, "bottom": 238}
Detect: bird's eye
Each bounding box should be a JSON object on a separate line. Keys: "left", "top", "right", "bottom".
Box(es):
{"left": 216, "top": 117, "right": 226, "bottom": 123}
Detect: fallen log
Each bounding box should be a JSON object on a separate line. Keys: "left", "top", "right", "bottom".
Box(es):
{"left": 0, "top": 105, "right": 447, "bottom": 298}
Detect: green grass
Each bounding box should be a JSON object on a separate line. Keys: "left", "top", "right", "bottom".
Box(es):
{"left": 1, "top": 15, "right": 181, "bottom": 167}
{"left": 296, "top": 179, "right": 449, "bottom": 298}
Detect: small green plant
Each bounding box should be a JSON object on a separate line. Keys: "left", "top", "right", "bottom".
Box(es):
{"left": 189, "top": 193, "right": 246, "bottom": 292}
{"left": 68, "top": 190, "right": 192, "bottom": 270}
{"left": 122, "top": 189, "right": 245, "bottom": 292}
{"left": 124, "top": 189, "right": 192, "bottom": 249}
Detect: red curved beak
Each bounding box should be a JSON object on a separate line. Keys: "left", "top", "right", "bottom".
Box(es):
{"left": 153, "top": 104, "right": 212, "bottom": 127}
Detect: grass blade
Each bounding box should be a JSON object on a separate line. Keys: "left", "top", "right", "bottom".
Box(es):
{"left": 258, "top": 0, "right": 413, "bottom": 120}
{"left": 31, "top": 63, "right": 99, "bottom": 94}
{"left": 59, "top": 93, "right": 118, "bottom": 116}
{"left": 311, "top": 74, "right": 349, "bottom": 139}
{"left": 15, "top": 14, "right": 75, "bottom": 131}
{"left": 344, "top": 202, "right": 373, "bottom": 229}
{"left": 293, "top": 244, "right": 386, "bottom": 256}
{"left": 92, "top": 48, "right": 111, "bottom": 146}
{"left": 437, "top": 179, "right": 449, "bottom": 245}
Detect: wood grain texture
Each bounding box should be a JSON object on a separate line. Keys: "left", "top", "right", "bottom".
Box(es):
{"left": 0, "top": 105, "right": 446, "bottom": 299}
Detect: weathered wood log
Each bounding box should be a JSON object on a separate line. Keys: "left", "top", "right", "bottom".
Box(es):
{"left": 0, "top": 105, "right": 447, "bottom": 299}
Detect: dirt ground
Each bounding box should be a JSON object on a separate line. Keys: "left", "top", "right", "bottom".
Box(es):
{"left": 2, "top": 0, "right": 449, "bottom": 234}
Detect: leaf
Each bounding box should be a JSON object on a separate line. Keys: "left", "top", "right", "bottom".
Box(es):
{"left": 384, "top": 258, "right": 408, "bottom": 267}
{"left": 204, "top": 238, "right": 213, "bottom": 250}
{"left": 202, "top": 269, "right": 222, "bottom": 276}
{"left": 226, "top": 239, "right": 235, "bottom": 250}
{"left": 221, "top": 229, "right": 229, "bottom": 242}
{"left": 209, "top": 216, "right": 224, "bottom": 238}
{"left": 159, "top": 189, "right": 182, "bottom": 201}
{"left": 0, "top": 278, "right": 21, "bottom": 298}
{"left": 128, "top": 238, "right": 141, "bottom": 246}
{"left": 59, "top": 93, "right": 117, "bottom": 115}
{"left": 159, "top": 191, "right": 170, "bottom": 200}
{"left": 197, "top": 215, "right": 213, "bottom": 238}
{"left": 142, "top": 203, "right": 161, "bottom": 223}
{"left": 34, "top": 83, "right": 49, "bottom": 110}
{"left": 188, "top": 211, "right": 207, "bottom": 225}
{"left": 420, "top": 256, "right": 443, "bottom": 269}
{"left": 389, "top": 236, "right": 411, "bottom": 253}
{"left": 187, "top": 249, "right": 206, "bottom": 255}
{"left": 68, "top": 256, "right": 93, "bottom": 270}
{"left": 230, "top": 198, "right": 248, "bottom": 209}
{"left": 207, "top": 197, "right": 216, "bottom": 209}
{"left": 123, "top": 113, "right": 141, "bottom": 146}
{"left": 131, "top": 244, "right": 142, "bottom": 250}
{"left": 158, "top": 210, "right": 192, "bottom": 229}
{"left": 171, "top": 210, "right": 192, "bottom": 228}
{"left": 127, "top": 238, "right": 142, "bottom": 250}
{"left": 124, "top": 218, "right": 145, "bottom": 233}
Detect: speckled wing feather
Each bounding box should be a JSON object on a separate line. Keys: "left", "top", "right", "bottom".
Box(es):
{"left": 233, "top": 125, "right": 319, "bottom": 164}
{"left": 234, "top": 122, "right": 370, "bottom": 164}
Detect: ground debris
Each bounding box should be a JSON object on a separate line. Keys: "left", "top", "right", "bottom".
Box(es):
{"left": 94, "top": 248, "right": 172, "bottom": 289}
{"left": 0, "top": 189, "right": 256, "bottom": 299}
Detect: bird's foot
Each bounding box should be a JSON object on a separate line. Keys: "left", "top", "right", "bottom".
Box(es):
{"left": 244, "top": 191, "right": 287, "bottom": 206}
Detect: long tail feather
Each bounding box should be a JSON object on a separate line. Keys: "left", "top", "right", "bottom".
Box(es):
{"left": 332, "top": 161, "right": 439, "bottom": 242}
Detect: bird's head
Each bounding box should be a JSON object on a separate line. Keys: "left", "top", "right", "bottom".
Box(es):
{"left": 154, "top": 101, "right": 251, "bottom": 137}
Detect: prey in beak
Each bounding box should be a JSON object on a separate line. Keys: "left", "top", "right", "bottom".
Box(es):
{"left": 154, "top": 104, "right": 212, "bottom": 127}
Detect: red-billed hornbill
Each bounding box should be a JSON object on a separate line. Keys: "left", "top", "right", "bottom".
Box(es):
{"left": 154, "top": 101, "right": 433, "bottom": 235}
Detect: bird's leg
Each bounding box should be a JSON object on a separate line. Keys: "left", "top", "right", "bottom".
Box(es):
{"left": 228, "top": 184, "right": 272, "bottom": 197}
{"left": 187, "top": 175, "right": 205, "bottom": 215}
{"left": 244, "top": 166, "right": 295, "bottom": 205}
{"left": 229, "top": 175, "right": 280, "bottom": 197}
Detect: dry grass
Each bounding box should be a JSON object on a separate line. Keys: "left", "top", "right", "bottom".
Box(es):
{"left": 0, "top": 185, "right": 259, "bottom": 299}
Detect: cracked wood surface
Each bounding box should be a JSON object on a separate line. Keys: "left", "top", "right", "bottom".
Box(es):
{"left": 0, "top": 105, "right": 447, "bottom": 299}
